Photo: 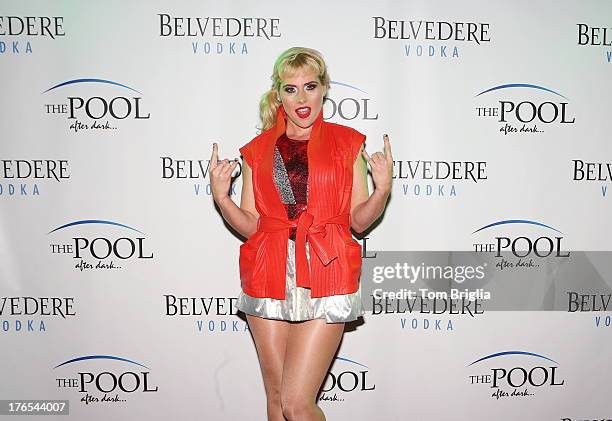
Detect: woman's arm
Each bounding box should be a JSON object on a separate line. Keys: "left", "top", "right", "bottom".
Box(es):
{"left": 216, "top": 161, "right": 260, "bottom": 239}
{"left": 350, "top": 135, "right": 393, "bottom": 234}
{"left": 210, "top": 143, "right": 259, "bottom": 239}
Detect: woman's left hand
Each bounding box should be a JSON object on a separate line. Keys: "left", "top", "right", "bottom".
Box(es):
{"left": 362, "top": 134, "right": 393, "bottom": 194}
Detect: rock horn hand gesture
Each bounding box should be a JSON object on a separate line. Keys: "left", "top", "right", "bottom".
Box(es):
{"left": 209, "top": 142, "right": 239, "bottom": 205}
{"left": 361, "top": 134, "right": 393, "bottom": 194}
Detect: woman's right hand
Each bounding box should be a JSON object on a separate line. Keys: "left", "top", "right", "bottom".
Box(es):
{"left": 209, "top": 142, "right": 239, "bottom": 205}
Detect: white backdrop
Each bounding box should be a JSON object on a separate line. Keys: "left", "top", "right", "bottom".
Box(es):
{"left": 1, "top": 0, "right": 611, "bottom": 420}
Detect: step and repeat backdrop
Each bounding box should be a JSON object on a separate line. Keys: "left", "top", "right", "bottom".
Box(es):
{"left": 1, "top": 0, "right": 611, "bottom": 420}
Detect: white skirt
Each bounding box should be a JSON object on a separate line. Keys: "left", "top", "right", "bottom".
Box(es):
{"left": 237, "top": 238, "right": 365, "bottom": 323}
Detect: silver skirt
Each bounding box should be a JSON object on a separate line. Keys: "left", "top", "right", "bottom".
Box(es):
{"left": 237, "top": 238, "right": 365, "bottom": 323}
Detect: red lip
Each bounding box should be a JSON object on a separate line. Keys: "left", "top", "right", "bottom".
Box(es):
{"left": 295, "top": 107, "right": 311, "bottom": 119}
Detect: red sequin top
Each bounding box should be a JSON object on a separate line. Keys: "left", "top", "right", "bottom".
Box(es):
{"left": 274, "top": 133, "right": 309, "bottom": 241}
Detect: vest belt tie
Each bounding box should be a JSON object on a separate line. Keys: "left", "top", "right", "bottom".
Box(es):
{"left": 258, "top": 212, "right": 350, "bottom": 289}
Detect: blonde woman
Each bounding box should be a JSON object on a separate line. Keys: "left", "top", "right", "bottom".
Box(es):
{"left": 210, "top": 47, "right": 392, "bottom": 421}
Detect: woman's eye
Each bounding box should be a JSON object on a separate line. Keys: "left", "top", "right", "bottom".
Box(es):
{"left": 306, "top": 84, "right": 317, "bottom": 90}
{"left": 284, "top": 87, "right": 295, "bottom": 93}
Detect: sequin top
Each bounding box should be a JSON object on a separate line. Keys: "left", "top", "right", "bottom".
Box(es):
{"left": 273, "top": 133, "right": 309, "bottom": 241}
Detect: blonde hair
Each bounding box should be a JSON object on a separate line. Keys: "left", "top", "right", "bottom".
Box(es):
{"left": 259, "top": 47, "right": 330, "bottom": 131}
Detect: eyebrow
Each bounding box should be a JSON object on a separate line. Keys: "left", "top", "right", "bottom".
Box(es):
{"left": 282, "top": 80, "right": 319, "bottom": 88}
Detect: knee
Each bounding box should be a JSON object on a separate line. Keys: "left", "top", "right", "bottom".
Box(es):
{"left": 265, "top": 384, "right": 282, "bottom": 405}
{"left": 281, "top": 393, "right": 312, "bottom": 420}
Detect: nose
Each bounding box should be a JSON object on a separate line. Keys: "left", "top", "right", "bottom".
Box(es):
{"left": 296, "top": 90, "right": 306, "bottom": 103}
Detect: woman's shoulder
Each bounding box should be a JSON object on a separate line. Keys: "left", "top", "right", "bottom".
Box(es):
{"left": 239, "top": 126, "right": 276, "bottom": 165}
{"left": 240, "top": 126, "right": 271, "bottom": 151}
{"left": 322, "top": 121, "right": 366, "bottom": 151}
{"left": 323, "top": 120, "right": 364, "bottom": 137}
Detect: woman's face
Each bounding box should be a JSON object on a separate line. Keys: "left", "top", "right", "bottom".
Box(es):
{"left": 279, "top": 67, "right": 325, "bottom": 132}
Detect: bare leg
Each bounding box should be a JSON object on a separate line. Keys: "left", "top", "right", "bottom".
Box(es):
{"left": 246, "top": 314, "right": 291, "bottom": 421}
{"left": 281, "top": 319, "right": 345, "bottom": 421}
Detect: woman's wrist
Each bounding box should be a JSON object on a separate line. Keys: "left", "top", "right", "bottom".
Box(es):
{"left": 372, "top": 185, "right": 391, "bottom": 199}
{"left": 214, "top": 194, "right": 233, "bottom": 209}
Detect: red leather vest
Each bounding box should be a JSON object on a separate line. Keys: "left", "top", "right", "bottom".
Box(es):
{"left": 238, "top": 106, "right": 365, "bottom": 299}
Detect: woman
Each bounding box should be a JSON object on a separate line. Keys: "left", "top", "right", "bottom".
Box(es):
{"left": 210, "top": 47, "right": 392, "bottom": 421}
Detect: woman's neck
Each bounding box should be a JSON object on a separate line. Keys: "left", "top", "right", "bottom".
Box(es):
{"left": 285, "top": 120, "right": 312, "bottom": 141}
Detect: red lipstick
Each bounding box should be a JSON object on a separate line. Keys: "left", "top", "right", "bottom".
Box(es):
{"left": 295, "top": 107, "right": 311, "bottom": 119}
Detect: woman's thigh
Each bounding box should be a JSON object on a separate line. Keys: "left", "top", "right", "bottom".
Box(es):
{"left": 281, "top": 319, "right": 345, "bottom": 403}
{"left": 246, "top": 314, "right": 291, "bottom": 398}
